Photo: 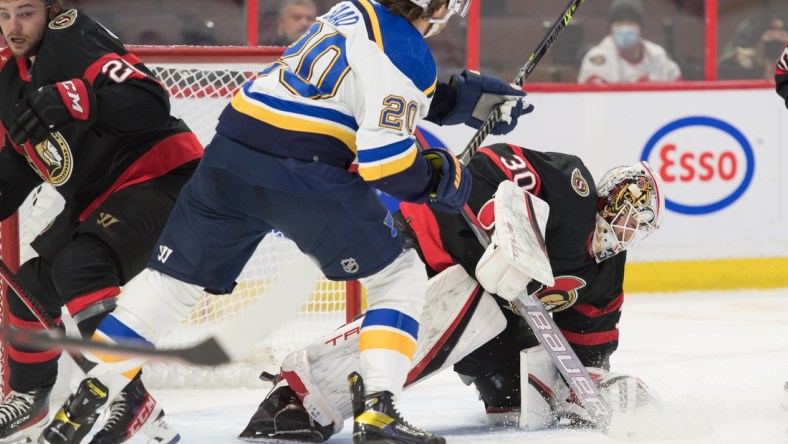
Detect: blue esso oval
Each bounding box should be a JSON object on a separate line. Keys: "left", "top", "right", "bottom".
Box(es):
{"left": 641, "top": 116, "right": 755, "bottom": 215}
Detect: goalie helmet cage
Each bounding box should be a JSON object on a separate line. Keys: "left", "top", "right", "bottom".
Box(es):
{"left": 0, "top": 45, "right": 362, "bottom": 393}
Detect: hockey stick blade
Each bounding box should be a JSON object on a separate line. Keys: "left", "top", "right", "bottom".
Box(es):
{"left": 2, "top": 254, "right": 321, "bottom": 367}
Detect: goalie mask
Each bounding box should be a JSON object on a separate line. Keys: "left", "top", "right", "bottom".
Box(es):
{"left": 591, "top": 161, "right": 664, "bottom": 263}
{"left": 409, "top": 0, "right": 471, "bottom": 38}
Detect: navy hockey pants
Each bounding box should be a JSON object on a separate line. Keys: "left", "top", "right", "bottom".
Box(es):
{"left": 148, "top": 134, "right": 404, "bottom": 294}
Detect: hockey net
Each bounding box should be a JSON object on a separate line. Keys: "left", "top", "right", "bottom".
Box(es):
{"left": 0, "top": 46, "right": 363, "bottom": 393}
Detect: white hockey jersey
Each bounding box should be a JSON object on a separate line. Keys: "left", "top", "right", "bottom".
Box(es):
{"left": 578, "top": 35, "right": 681, "bottom": 83}
{"left": 216, "top": 0, "right": 438, "bottom": 201}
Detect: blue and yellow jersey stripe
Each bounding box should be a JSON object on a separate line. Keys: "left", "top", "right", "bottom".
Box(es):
{"left": 357, "top": 138, "right": 419, "bottom": 181}
{"left": 359, "top": 308, "right": 419, "bottom": 360}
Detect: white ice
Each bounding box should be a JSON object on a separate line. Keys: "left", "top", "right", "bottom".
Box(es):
{"left": 116, "top": 288, "right": 788, "bottom": 443}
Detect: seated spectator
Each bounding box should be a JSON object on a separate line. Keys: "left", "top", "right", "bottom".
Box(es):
{"left": 578, "top": 0, "right": 681, "bottom": 83}
{"left": 269, "top": 0, "right": 317, "bottom": 46}
{"left": 719, "top": 16, "right": 788, "bottom": 80}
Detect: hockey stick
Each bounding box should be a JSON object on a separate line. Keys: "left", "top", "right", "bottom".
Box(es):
{"left": 0, "top": 257, "right": 97, "bottom": 373}
{"left": 2, "top": 253, "right": 321, "bottom": 368}
{"left": 447, "top": 0, "right": 615, "bottom": 429}
{"left": 458, "top": 0, "right": 585, "bottom": 164}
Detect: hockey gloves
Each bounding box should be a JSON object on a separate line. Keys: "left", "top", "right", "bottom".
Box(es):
{"left": 9, "top": 79, "right": 97, "bottom": 146}
{"left": 422, "top": 148, "right": 471, "bottom": 214}
{"left": 441, "top": 70, "right": 533, "bottom": 135}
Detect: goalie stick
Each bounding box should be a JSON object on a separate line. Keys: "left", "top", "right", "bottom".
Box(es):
{"left": 2, "top": 253, "right": 321, "bottom": 368}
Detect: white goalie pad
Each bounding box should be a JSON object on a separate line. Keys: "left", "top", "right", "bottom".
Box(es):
{"left": 280, "top": 264, "right": 507, "bottom": 433}
{"left": 518, "top": 345, "right": 562, "bottom": 430}
{"left": 476, "top": 180, "right": 554, "bottom": 301}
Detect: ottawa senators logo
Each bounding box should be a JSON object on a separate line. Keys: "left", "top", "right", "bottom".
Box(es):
{"left": 571, "top": 168, "right": 590, "bottom": 197}
{"left": 25, "top": 132, "right": 73, "bottom": 185}
{"left": 535, "top": 276, "right": 587, "bottom": 312}
{"left": 49, "top": 9, "right": 78, "bottom": 30}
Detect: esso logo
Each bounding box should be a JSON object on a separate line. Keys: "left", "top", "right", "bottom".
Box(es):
{"left": 641, "top": 116, "right": 755, "bottom": 215}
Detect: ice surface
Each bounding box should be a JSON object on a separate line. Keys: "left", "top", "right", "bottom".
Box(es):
{"left": 112, "top": 288, "right": 788, "bottom": 443}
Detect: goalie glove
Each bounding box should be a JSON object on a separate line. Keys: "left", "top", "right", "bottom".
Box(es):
{"left": 440, "top": 70, "right": 534, "bottom": 135}
{"left": 9, "top": 79, "right": 97, "bottom": 146}
{"left": 475, "top": 181, "right": 554, "bottom": 301}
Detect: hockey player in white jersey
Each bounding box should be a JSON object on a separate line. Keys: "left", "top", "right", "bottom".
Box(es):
{"left": 43, "top": 1, "right": 534, "bottom": 443}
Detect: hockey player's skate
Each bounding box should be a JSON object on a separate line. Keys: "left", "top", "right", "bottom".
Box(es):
{"left": 39, "top": 378, "right": 106, "bottom": 444}
{"left": 88, "top": 373, "right": 179, "bottom": 444}
{"left": 0, "top": 388, "right": 50, "bottom": 443}
{"left": 238, "top": 376, "right": 333, "bottom": 443}
{"left": 349, "top": 372, "right": 445, "bottom": 444}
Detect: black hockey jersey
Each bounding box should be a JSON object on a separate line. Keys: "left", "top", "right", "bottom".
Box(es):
{"left": 0, "top": 9, "right": 203, "bottom": 223}
{"left": 776, "top": 41, "right": 788, "bottom": 109}
{"left": 397, "top": 143, "right": 626, "bottom": 369}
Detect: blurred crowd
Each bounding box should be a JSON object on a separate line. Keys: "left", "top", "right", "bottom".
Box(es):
{"left": 29, "top": 0, "right": 788, "bottom": 83}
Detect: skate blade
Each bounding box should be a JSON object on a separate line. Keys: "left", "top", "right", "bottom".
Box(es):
{"left": 0, "top": 415, "right": 47, "bottom": 444}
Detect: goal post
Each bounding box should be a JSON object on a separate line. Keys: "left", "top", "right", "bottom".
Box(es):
{"left": 0, "top": 45, "right": 363, "bottom": 393}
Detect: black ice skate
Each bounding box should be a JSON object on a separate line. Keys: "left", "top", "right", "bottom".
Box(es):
{"left": 238, "top": 377, "right": 333, "bottom": 443}
{"left": 0, "top": 388, "right": 50, "bottom": 443}
{"left": 39, "top": 378, "right": 107, "bottom": 444}
{"left": 88, "top": 373, "right": 179, "bottom": 444}
{"left": 349, "top": 372, "right": 445, "bottom": 444}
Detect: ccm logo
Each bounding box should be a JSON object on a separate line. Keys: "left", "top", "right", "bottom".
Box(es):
{"left": 642, "top": 116, "right": 754, "bottom": 215}
{"left": 62, "top": 81, "right": 84, "bottom": 114}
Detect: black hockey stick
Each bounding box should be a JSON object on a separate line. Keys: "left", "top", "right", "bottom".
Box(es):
{"left": 458, "top": 0, "right": 585, "bottom": 164}
{"left": 0, "top": 257, "right": 97, "bottom": 373}
{"left": 1, "top": 253, "right": 321, "bottom": 368}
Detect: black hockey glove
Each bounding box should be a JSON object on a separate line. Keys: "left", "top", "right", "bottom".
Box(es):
{"left": 9, "top": 78, "right": 97, "bottom": 146}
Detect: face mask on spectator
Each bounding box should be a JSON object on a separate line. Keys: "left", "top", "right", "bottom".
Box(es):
{"left": 612, "top": 25, "right": 640, "bottom": 49}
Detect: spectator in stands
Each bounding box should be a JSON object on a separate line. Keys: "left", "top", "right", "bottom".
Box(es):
{"left": 578, "top": 0, "right": 681, "bottom": 83}
{"left": 718, "top": 15, "right": 788, "bottom": 80}
{"left": 270, "top": 0, "right": 317, "bottom": 46}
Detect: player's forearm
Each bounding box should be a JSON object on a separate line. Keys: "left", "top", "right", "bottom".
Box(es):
{"left": 363, "top": 151, "right": 438, "bottom": 203}
{"left": 93, "top": 81, "right": 171, "bottom": 135}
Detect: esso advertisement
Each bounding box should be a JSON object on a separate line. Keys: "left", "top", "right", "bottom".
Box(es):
{"left": 641, "top": 116, "right": 755, "bottom": 215}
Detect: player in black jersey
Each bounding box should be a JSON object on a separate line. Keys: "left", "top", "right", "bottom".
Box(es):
{"left": 236, "top": 142, "right": 665, "bottom": 442}
{"left": 776, "top": 40, "right": 788, "bottom": 108}
{"left": 0, "top": 1, "right": 202, "bottom": 443}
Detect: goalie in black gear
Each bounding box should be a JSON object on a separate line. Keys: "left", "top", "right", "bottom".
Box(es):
{"left": 238, "top": 142, "right": 666, "bottom": 442}
{"left": 0, "top": 0, "right": 201, "bottom": 442}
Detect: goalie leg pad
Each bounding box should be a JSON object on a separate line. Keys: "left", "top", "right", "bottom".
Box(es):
{"left": 275, "top": 264, "right": 507, "bottom": 434}
{"left": 520, "top": 345, "right": 562, "bottom": 430}
{"left": 555, "top": 367, "right": 664, "bottom": 427}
